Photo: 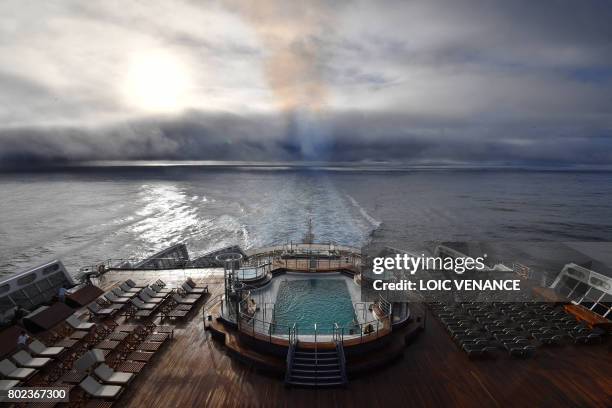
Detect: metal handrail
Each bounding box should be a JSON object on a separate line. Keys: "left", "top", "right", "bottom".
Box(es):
{"left": 314, "top": 323, "right": 318, "bottom": 386}
{"left": 335, "top": 339, "right": 348, "bottom": 385}
{"left": 285, "top": 323, "right": 297, "bottom": 384}
{"left": 236, "top": 293, "right": 393, "bottom": 345}
{"left": 202, "top": 293, "right": 223, "bottom": 327}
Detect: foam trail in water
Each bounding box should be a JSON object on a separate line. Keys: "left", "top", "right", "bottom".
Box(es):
{"left": 345, "top": 194, "right": 381, "bottom": 228}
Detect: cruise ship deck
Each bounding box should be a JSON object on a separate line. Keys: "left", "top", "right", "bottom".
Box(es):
{"left": 101, "top": 271, "right": 612, "bottom": 407}
{"left": 0, "top": 243, "right": 611, "bottom": 407}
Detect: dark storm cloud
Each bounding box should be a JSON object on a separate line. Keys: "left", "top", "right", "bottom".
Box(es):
{"left": 2, "top": 111, "right": 611, "bottom": 167}
{"left": 0, "top": 0, "right": 611, "bottom": 166}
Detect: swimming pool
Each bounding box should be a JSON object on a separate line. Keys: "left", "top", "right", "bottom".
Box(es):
{"left": 272, "top": 279, "right": 359, "bottom": 335}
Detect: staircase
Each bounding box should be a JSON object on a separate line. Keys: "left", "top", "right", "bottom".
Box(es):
{"left": 285, "top": 342, "right": 348, "bottom": 387}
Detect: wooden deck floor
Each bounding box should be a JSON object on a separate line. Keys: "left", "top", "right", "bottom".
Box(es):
{"left": 112, "top": 277, "right": 612, "bottom": 408}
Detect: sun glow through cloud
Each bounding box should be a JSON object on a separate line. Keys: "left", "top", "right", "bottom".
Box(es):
{"left": 122, "top": 51, "right": 192, "bottom": 113}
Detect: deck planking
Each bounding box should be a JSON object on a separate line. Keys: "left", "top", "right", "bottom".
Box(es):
{"left": 109, "top": 275, "right": 612, "bottom": 408}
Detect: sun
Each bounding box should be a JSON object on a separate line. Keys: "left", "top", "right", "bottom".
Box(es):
{"left": 122, "top": 51, "right": 191, "bottom": 113}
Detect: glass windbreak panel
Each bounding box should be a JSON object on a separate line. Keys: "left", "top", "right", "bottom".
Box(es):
{"left": 584, "top": 287, "right": 604, "bottom": 302}
{"left": 48, "top": 272, "right": 66, "bottom": 285}
{"left": 591, "top": 303, "right": 609, "bottom": 316}
{"left": 43, "top": 264, "right": 60, "bottom": 275}
{"left": 569, "top": 282, "right": 590, "bottom": 301}
{"left": 600, "top": 293, "right": 612, "bottom": 307}
{"left": 17, "top": 274, "right": 36, "bottom": 286}
{"left": 9, "top": 290, "right": 34, "bottom": 309}
{"left": 0, "top": 296, "right": 15, "bottom": 312}
{"left": 37, "top": 279, "right": 53, "bottom": 291}
{"left": 558, "top": 276, "right": 579, "bottom": 297}
{"left": 23, "top": 285, "right": 40, "bottom": 299}
{"left": 0, "top": 284, "right": 10, "bottom": 294}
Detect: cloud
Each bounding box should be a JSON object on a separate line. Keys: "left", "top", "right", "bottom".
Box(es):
{"left": 0, "top": 0, "right": 611, "bottom": 166}
{"left": 2, "top": 111, "right": 611, "bottom": 167}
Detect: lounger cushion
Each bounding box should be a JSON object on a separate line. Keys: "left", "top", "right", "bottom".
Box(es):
{"left": 0, "top": 379, "right": 20, "bottom": 390}
{"left": 67, "top": 316, "right": 95, "bottom": 330}
{"left": 120, "top": 283, "right": 140, "bottom": 293}
{"left": 0, "top": 359, "right": 35, "bottom": 379}
{"left": 172, "top": 294, "right": 197, "bottom": 304}
{"left": 105, "top": 294, "right": 130, "bottom": 303}
{"left": 12, "top": 351, "right": 51, "bottom": 368}
{"left": 95, "top": 364, "right": 134, "bottom": 384}
{"left": 80, "top": 376, "right": 122, "bottom": 398}
{"left": 131, "top": 299, "right": 157, "bottom": 310}
{"left": 182, "top": 283, "right": 206, "bottom": 293}
{"left": 126, "top": 279, "right": 146, "bottom": 288}
{"left": 29, "top": 340, "right": 64, "bottom": 357}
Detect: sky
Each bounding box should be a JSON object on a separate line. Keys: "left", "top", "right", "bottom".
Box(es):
{"left": 0, "top": 0, "right": 611, "bottom": 166}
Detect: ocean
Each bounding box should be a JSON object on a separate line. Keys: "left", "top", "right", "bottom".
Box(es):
{"left": 1, "top": 166, "right": 611, "bottom": 276}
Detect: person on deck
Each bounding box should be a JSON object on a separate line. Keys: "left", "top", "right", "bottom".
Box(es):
{"left": 58, "top": 286, "right": 67, "bottom": 302}
{"left": 17, "top": 330, "right": 29, "bottom": 349}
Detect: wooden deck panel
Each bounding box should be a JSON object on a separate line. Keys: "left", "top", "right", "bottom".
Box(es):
{"left": 111, "top": 276, "right": 612, "bottom": 408}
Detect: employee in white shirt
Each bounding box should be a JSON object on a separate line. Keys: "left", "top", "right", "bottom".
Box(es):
{"left": 17, "top": 330, "right": 29, "bottom": 349}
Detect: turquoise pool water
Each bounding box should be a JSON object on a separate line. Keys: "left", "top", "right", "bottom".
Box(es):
{"left": 272, "top": 279, "right": 359, "bottom": 335}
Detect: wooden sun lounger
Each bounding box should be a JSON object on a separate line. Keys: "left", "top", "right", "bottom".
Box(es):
{"left": 79, "top": 375, "right": 123, "bottom": 399}
{"left": 126, "top": 279, "right": 147, "bottom": 289}
{"left": 130, "top": 299, "right": 157, "bottom": 311}
{"left": 105, "top": 292, "right": 131, "bottom": 304}
{"left": 28, "top": 340, "right": 65, "bottom": 357}
{"left": 120, "top": 282, "right": 141, "bottom": 293}
{"left": 151, "top": 283, "right": 172, "bottom": 294}
{"left": 88, "top": 302, "right": 118, "bottom": 318}
{"left": 186, "top": 277, "right": 208, "bottom": 291}
{"left": 94, "top": 363, "right": 134, "bottom": 385}
{"left": 112, "top": 287, "right": 138, "bottom": 299}
{"left": 66, "top": 315, "right": 95, "bottom": 331}
{"left": 172, "top": 293, "right": 198, "bottom": 305}
{"left": 0, "top": 359, "right": 36, "bottom": 380}
{"left": 138, "top": 292, "right": 163, "bottom": 304}
{"left": 181, "top": 282, "right": 206, "bottom": 295}
{"left": 143, "top": 287, "right": 167, "bottom": 299}
{"left": 12, "top": 350, "right": 52, "bottom": 368}
{"left": 0, "top": 379, "right": 20, "bottom": 390}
